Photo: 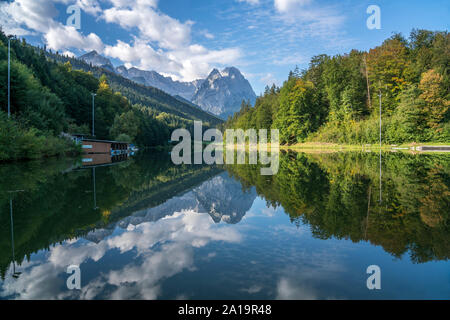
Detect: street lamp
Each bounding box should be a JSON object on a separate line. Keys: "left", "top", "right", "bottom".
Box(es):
{"left": 378, "top": 88, "right": 382, "bottom": 204}
{"left": 91, "top": 93, "right": 97, "bottom": 137}
{"left": 7, "top": 35, "right": 13, "bottom": 118}
{"left": 379, "top": 90, "right": 382, "bottom": 149}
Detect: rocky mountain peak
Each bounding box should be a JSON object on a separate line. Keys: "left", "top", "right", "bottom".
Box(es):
{"left": 192, "top": 67, "right": 256, "bottom": 119}
{"left": 79, "top": 50, "right": 113, "bottom": 69}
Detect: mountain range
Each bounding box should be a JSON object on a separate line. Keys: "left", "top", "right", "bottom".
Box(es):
{"left": 80, "top": 51, "right": 256, "bottom": 119}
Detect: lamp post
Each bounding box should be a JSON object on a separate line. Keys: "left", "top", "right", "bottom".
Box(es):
{"left": 7, "top": 35, "right": 13, "bottom": 118}
{"left": 379, "top": 90, "right": 382, "bottom": 149}
{"left": 91, "top": 93, "right": 97, "bottom": 137}
{"left": 378, "top": 89, "right": 382, "bottom": 204}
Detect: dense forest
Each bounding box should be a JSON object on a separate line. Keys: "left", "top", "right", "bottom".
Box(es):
{"left": 225, "top": 30, "right": 449, "bottom": 145}
{"left": 0, "top": 30, "right": 221, "bottom": 161}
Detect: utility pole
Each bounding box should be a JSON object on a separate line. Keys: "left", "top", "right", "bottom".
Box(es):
{"left": 91, "top": 93, "right": 97, "bottom": 137}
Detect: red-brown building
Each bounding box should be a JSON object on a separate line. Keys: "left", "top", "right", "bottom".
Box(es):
{"left": 78, "top": 138, "right": 129, "bottom": 154}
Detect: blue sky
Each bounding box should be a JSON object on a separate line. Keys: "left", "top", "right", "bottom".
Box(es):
{"left": 1, "top": 0, "right": 449, "bottom": 94}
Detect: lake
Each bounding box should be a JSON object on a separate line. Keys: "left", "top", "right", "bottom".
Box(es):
{"left": 0, "top": 151, "right": 449, "bottom": 299}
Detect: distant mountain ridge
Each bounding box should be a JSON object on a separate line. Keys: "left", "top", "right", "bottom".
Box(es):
{"left": 115, "top": 66, "right": 204, "bottom": 100}
{"left": 79, "top": 51, "right": 256, "bottom": 119}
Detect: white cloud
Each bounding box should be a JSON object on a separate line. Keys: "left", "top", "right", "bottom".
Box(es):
{"left": 104, "top": 38, "right": 241, "bottom": 81}
{"left": 109, "top": 0, "right": 158, "bottom": 8}
{"left": 0, "top": 0, "right": 242, "bottom": 82}
{"left": 63, "top": 50, "right": 76, "bottom": 57}
{"left": 237, "top": 0, "right": 261, "bottom": 5}
{"left": 201, "top": 30, "right": 215, "bottom": 40}
{"left": 272, "top": 0, "right": 345, "bottom": 38}
{"left": 102, "top": 1, "right": 192, "bottom": 51}
{"left": 0, "top": 0, "right": 59, "bottom": 34}
{"left": 276, "top": 278, "right": 318, "bottom": 300}
{"left": 0, "top": 210, "right": 242, "bottom": 300}
{"left": 101, "top": 1, "right": 242, "bottom": 81}
{"left": 0, "top": 0, "right": 103, "bottom": 51}
{"left": 274, "top": 0, "right": 312, "bottom": 13}
{"left": 45, "top": 24, "right": 104, "bottom": 52}
{"left": 74, "top": 0, "right": 102, "bottom": 16}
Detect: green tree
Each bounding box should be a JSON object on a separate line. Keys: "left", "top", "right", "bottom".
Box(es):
{"left": 273, "top": 78, "right": 318, "bottom": 144}
{"left": 419, "top": 69, "right": 449, "bottom": 131}
{"left": 110, "top": 110, "right": 140, "bottom": 141}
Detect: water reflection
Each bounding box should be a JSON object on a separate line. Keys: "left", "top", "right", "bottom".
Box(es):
{"left": 81, "top": 153, "right": 130, "bottom": 168}
{"left": 0, "top": 151, "right": 448, "bottom": 299}
{"left": 227, "top": 151, "right": 450, "bottom": 263}
{"left": 7, "top": 191, "right": 24, "bottom": 279}
{"left": 1, "top": 210, "right": 242, "bottom": 299}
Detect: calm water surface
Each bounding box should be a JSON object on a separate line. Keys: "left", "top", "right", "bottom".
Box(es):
{"left": 0, "top": 151, "right": 449, "bottom": 299}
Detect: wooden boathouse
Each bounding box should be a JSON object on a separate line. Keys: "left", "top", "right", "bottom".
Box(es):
{"left": 72, "top": 135, "right": 129, "bottom": 154}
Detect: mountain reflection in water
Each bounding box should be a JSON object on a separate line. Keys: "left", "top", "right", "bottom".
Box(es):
{"left": 0, "top": 151, "right": 448, "bottom": 299}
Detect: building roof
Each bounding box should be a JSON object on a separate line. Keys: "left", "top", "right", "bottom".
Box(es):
{"left": 81, "top": 138, "right": 129, "bottom": 144}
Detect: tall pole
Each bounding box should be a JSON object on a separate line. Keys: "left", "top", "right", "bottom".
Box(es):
{"left": 379, "top": 89, "right": 382, "bottom": 204}
{"left": 10, "top": 196, "right": 15, "bottom": 266}
{"left": 91, "top": 93, "right": 96, "bottom": 137}
{"left": 8, "top": 37, "right": 11, "bottom": 118}
{"left": 8, "top": 190, "right": 23, "bottom": 279}
{"left": 379, "top": 90, "right": 382, "bottom": 149}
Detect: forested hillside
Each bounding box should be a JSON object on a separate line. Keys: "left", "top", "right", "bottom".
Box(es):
{"left": 225, "top": 30, "right": 449, "bottom": 145}
{"left": 0, "top": 30, "right": 220, "bottom": 161}
{"left": 46, "top": 50, "right": 222, "bottom": 126}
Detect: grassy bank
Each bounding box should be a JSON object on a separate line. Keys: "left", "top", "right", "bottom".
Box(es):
{"left": 0, "top": 113, "right": 81, "bottom": 162}
{"left": 281, "top": 141, "right": 450, "bottom": 151}
{"left": 216, "top": 141, "right": 449, "bottom": 153}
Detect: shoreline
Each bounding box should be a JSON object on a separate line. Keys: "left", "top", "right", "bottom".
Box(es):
{"left": 279, "top": 142, "right": 450, "bottom": 153}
